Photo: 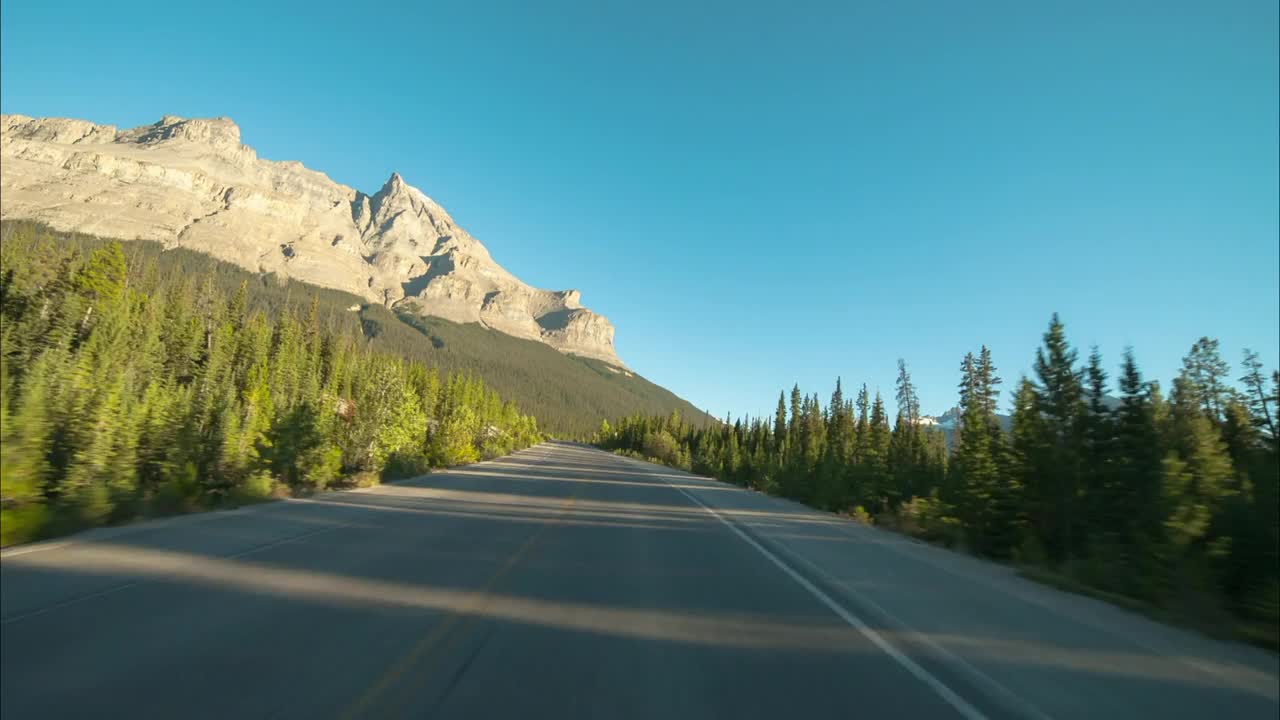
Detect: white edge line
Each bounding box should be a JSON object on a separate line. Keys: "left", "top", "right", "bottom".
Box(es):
{"left": 658, "top": 471, "right": 989, "bottom": 720}
{"left": 778, "top": 535, "right": 1056, "bottom": 720}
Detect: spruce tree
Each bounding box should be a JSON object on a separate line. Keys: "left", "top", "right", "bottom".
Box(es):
{"left": 954, "top": 350, "right": 1017, "bottom": 557}
{"left": 866, "top": 392, "right": 892, "bottom": 512}
{"left": 1082, "top": 346, "right": 1117, "bottom": 546}
{"left": 1029, "top": 313, "right": 1085, "bottom": 560}
{"left": 891, "top": 359, "right": 923, "bottom": 501}
{"left": 1113, "top": 350, "right": 1163, "bottom": 544}
{"left": 773, "top": 391, "right": 787, "bottom": 454}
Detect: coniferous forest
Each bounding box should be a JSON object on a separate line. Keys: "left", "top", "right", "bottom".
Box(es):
{"left": 598, "top": 317, "right": 1280, "bottom": 646}
{"left": 0, "top": 226, "right": 543, "bottom": 546}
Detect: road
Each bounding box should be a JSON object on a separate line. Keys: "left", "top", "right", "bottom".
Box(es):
{"left": 2, "top": 442, "right": 1276, "bottom": 719}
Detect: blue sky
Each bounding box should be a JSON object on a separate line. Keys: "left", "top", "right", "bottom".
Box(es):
{"left": 3, "top": 0, "right": 1277, "bottom": 418}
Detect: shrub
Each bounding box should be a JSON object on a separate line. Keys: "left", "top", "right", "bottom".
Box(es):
{"left": 642, "top": 430, "right": 681, "bottom": 467}
{"left": 899, "top": 493, "right": 964, "bottom": 547}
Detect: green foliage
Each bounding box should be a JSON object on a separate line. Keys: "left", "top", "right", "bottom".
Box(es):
{"left": 0, "top": 222, "right": 542, "bottom": 544}
{"left": 642, "top": 430, "right": 682, "bottom": 467}
{"left": 1, "top": 221, "right": 709, "bottom": 440}
{"left": 898, "top": 493, "right": 964, "bottom": 547}
{"left": 597, "top": 314, "right": 1280, "bottom": 646}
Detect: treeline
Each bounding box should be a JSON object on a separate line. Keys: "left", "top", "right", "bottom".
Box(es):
{"left": 0, "top": 221, "right": 712, "bottom": 437}
{"left": 0, "top": 230, "right": 541, "bottom": 546}
{"left": 390, "top": 312, "right": 716, "bottom": 436}
{"left": 599, "top": 315, "right": 1279, "bottom": 644}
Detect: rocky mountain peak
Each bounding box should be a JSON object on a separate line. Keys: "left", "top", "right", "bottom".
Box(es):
{"left": 121, "top": 115, "right": 243, "bottom": 149}
{"left": 0, "top": 113, "right": 625, "bottom": 367}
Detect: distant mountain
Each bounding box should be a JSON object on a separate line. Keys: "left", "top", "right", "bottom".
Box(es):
{"left": 0, "top": 114, "right": 621, "bottom": 365}
{"left": 920, "top": 395, "right": 1122, "bottom": 445}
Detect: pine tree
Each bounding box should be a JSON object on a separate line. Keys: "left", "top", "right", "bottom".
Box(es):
{"left": 74, "top": 241, "right": 128, "bottom": 303}
{"left": 1029, "top": 314, "right": 1085, "bottom": 560}
{"left": 818, "top": 379, "right": 852, "bottom": 510}
{"left": 1239, "top": 349, "right": 1277, "bottom": 442}
{"left": 954, "top": 350, "right": 1017, "bottom": 557}
{"left": 866, "top": 392, "right": 892, "bottom": 512}
{"left": 1113, "top": 350, "right": 1163, "bottom": 544}
{"left": 773, "top": 391, "right": 787, "bottom": 455}
{"left": 0, "top": 353, "right": 55, "bottom": 544}
{"left": 1081, "top": 346, "right": 1117, "bottom": 545}
{"left": 788, "top": 384, "right": 802, "bottom": 453}
{"left": 1181, "top": 337, "right": 1233, "bottom": 422}
{"left": 1162, "top": 374, "right": 1234, "bottom": 552}
{"left": 891, "top": 360, "right": 924, "bottom": 502}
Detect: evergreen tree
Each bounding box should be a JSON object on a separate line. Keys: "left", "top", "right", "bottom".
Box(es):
{"left": 773, "top": 391, "right": 787, "bottom": 455}
{"left": 1028, "top": 314, "right": 1085, "bottom": 561}
{"left": 818, "top": 379, "right": 853, "bottom": 510}
{"left": 1081, "top": 346, "right": 1117, "bottom": 544}
{"left": 0, "top": 227, "right": 541, "bottom": 543}
{"left": 1163, "top": 374, "right": 1234, "bottom": 552}
{"left": 1181, "top": 337, "right": 1233, "bottom": 422}
{"left": 1112, "top": 350, "right": 1163, "bottom": 545}
{"left": 1239, "top": 349, "right": 1277, "bottom": 442}
{"left": 866, "top": 392, "right": 892, "bottom": 512}
{"left": 953, "top": 350, "right": 1017, "bottom": 557}
{"left": 890, "top": 359, "right": 925, "bottom": 502}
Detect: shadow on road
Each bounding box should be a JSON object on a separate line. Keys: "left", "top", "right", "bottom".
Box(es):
{"left": 2, "top": 442, "right": 1276, "bottom": 719}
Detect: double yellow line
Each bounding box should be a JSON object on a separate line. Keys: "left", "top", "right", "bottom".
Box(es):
{"left": 339, "top": 487, "right": 580, "bottom": 718}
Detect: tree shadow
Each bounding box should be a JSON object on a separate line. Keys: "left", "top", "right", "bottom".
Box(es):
{"left": 2, "top": 442, "right": 1276, "bottom": 719}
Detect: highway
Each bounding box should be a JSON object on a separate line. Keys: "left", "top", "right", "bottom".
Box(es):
{"left": 2, "top": 442, "right": 1276, "bottom": 719}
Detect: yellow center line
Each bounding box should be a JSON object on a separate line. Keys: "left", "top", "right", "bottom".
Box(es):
{"left": 338, "top": 483, "right": 581, "bottom": 719}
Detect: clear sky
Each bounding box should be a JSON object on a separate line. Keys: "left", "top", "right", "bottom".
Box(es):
{"left": 3, "top": 0, "right": 1277, "bottom": 419}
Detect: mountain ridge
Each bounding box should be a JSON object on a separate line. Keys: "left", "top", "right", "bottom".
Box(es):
{"left": 0, "top": 113, "right": 623, "bottom": 365}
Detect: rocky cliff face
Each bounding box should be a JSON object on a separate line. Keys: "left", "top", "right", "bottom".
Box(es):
{"left": 0, "top": 114, "right": 623, "bottom": 365}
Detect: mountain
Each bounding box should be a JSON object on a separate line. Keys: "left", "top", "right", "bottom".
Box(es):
{"left": 0, "top": 114, "right": 621, "bottom": 365}
{"left": 920, "top": 395, "right": 1122, "bottom": 445}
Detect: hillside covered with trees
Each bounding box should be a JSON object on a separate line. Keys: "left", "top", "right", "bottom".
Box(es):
{"left": 0, "top": 224, "right": 548, "bottom": 545}
{"left": 0, "top": 222, "right": 713, "bottom": 438}
{"left": 599, "top": 317, "right": 1280, "bottom": 646}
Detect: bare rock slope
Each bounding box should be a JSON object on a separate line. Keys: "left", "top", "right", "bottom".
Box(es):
{"left": 0, "top": 114, "right": 622, "bottom": 365}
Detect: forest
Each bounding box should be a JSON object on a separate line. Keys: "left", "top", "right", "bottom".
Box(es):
{"left": 598, "top": 317, "right": 1280, "bottom": 647}
{"left": 0, "top": 222, "right": 712, "bottom": 439}
{"left": 0, "top": 225, "right": 542, "bottom": 546}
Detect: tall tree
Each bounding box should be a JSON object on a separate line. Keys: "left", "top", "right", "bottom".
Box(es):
{"left": 1112, "top": 350, "right": 1163, "bottom": 546}
{"left": 1239, "top": 349, "right": 1277, "bottom": 442}
{"left": 1081, "top": 346, "right": 1117, "bottom": 544}
{"left": 773, "top": 391, "right": 788, "bottom": 455}
{"left": 954, "top": 350, "right": 1017, "bottom": 557}
{"left": 1028, "top": 313, "right": 1085, "bottom": 561}
{"left": 891, "top": 360, "right": 926, "bottom": 502}
{"left": 1181, "top": 337, "right": 1232, "bottom": 422}
{"left": 1162, "top": 374, "right": 1234, "bottom": 552}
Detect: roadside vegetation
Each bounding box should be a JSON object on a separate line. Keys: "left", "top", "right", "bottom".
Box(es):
{"left": 598, "top": 317, "right": 1280, "bottom": 649}
{"left": 0, "top": 226, "right": 542, "bottom": 546}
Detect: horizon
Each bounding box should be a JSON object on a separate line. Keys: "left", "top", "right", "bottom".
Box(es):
{"left": 3, "top": 0, "right": 1276, "bottom": 419}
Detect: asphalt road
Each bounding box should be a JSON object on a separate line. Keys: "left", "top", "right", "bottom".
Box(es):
{"left": 2, "top": 442, "right": 1276, "bottom": 719}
